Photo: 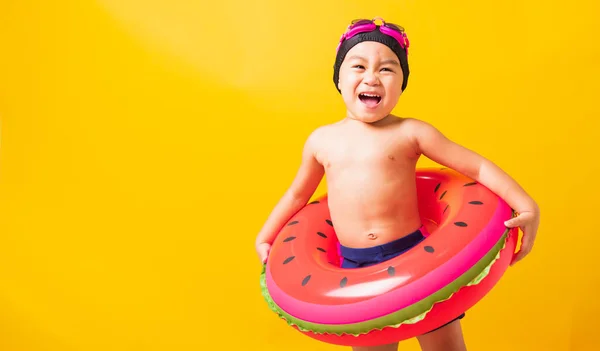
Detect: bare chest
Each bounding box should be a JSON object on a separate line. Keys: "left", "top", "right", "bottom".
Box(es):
{"left": 317, "top": 134, "right": 416, "bottom": 170}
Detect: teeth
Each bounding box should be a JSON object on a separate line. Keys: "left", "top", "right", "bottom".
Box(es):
{"left": 361, "top": 93, "right": 380, "bottom": 97}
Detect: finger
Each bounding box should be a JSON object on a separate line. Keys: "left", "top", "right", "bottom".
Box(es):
{"left": 511, "top": 231, "right": 533, "bottom": 265}
{"left": 505, "top": 212, "right": 531, "bottom": 228}
{"left": 257, "top": 248, "right": 265, "bottom": 263}
{"left": 511, "top": 246, "right": 531, "bottom": 265}
{"left": 260, "top": 247, "right": 270, "bottom": 263}
{"left": 511, "top": 244, "right": 526, "bottom": 265}
{"left": 504, "top": 217, "right": 521, "bottom": 228}
{"left": 520, "top": 233, "right": 535, "bottom": 254}
{"left": 510, "top": 251, "right": 522, "bottom": 266}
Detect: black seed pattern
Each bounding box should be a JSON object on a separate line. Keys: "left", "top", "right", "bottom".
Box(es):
{"left": 443, "top": 205, "right": 449, "bottom": 214}
{"left": 325, "top": 219, "right": 333, "bottom": 226}
{"left": 440, "top": 190, "right": 447, "bottom": 200}
{"left": 283, "top": 236, "right": 296, "bottom": 242}
{"left": 309, "top": 201, "right": 320, "bottom": 204}
{"left": 469, "top": 201, "right": 483, "bottom": 205}
{"left": 434, "top": 183, "right": 441, "bottom": 193}
{"left": 317, "top": 247, "right": 326, "bottom": 252}
{"left": 464, "top": 182, "right": 477, "bottom": 187}
{"left": 387, "top": 266, "right": 396, "bottom": 276}
{"left": 340, "top": 277, "right": 348, "bottom": 288}
{"left": 283, "top": 256, "right": 295, "bottom": 264}
{"left": 302, "top": 275, "right": 311, "bottom": 286}
{"left": 424, "top": 246, "right": 435, "bottom": 253}
{"left": 454, "top": 222, "right": 468, "bottom": 227}
{"left": 287, "top": 221, "right": 299, "bottom": 226}
{"left": 317, "top": 232, "right": 327, "bottom": 238}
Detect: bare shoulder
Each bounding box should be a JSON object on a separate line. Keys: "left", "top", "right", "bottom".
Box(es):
{"left": 305, "top": 121, "right": 343, "bottom": 146}
{"left": 389, "top": 116, "right": 448, "bottom": 155}
{"left": 305, "top": 124, "right": 328, "bottom": 148}
{"left": 302, "top": 123, "right": 338, "bottom": 160}
{"left": 394, "top": 116, "right": 444, "bottom": 138}
{"left": 394, "top": 116, "right": 436, "bottom": 132}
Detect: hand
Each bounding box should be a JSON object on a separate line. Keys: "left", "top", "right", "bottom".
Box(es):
{"left": 504, "top": 209, "right": 540, "bottom": 266}
{"left": 256, "top": 242, "right": 271, "bottom": 264}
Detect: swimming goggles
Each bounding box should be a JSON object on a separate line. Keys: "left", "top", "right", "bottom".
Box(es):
{"left": 335, "top": 17, "right": 410, "bottom": 54}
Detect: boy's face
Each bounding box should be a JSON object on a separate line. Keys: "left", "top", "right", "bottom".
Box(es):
{"left": 337, "top": 41, "right": 404, "bottom": 123}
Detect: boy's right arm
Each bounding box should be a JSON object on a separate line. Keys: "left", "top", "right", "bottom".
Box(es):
{"left": 255, "top": 130, "right": 325, "bottom": 263}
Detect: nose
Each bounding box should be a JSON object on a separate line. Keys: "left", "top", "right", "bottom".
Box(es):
{"left": 362, "top": 70, "right": 380, "bottom": 86}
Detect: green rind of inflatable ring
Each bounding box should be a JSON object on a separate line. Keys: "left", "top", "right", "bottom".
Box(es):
{"left": 260, "top": 229, "right": 510, "bottom": 336}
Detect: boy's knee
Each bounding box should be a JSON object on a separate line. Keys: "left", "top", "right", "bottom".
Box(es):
{"left": 417, "top": 319, "right": 467, "bottom": 351}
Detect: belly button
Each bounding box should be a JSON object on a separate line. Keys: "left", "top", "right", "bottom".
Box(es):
{"left": 368, "top": 233, "right": 377, "bottom": 240}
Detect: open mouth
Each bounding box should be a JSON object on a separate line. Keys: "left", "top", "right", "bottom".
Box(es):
{"left": 358, "top": 93, "right": 381, "bottom": 107}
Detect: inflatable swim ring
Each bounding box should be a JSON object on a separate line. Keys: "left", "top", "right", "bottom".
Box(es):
{"left": 260, "top": 168, "right": 517, "bottom": 347}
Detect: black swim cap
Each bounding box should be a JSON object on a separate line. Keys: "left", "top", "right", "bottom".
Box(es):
{"left": 333, "top": 27, "right": 409, "bottom": 92}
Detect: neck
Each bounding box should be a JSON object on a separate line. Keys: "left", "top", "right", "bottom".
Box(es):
{"left": 344, "top": 112, "right": 393, "bottom": 125}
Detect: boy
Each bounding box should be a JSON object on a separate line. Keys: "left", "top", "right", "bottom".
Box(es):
{"left": 255, "top": 17, "right": 540, "bottom": 351}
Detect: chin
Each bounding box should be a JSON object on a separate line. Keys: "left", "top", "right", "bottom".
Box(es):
{"left": 352, "top": 112, "right": 388, "bottom": 123}
{"left": 355, "top": 106, "right": 392, "bottom": 122}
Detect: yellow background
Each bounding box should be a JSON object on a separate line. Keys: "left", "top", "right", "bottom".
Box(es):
{"left": 0, "top": 1, "right": 598, "bottom": 350}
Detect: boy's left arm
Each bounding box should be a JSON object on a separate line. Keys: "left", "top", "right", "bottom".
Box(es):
{"left": 410, "top": 119, "right": 540, "bottom": 265}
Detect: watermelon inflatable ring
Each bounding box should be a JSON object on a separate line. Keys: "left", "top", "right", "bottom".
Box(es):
{"left": 260, "top": 168, "right": 518, "bottom": 347}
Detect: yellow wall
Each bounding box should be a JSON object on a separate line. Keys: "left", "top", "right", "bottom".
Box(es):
{"left": 0, "top": 1, "right": 598, "bottom": 350}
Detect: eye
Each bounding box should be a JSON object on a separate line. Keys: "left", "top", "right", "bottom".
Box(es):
{"left": 381, "top": 67, "right": 394, "bottom": 72}
{"left": 352, "top": 65, "right": 365, "bottom": 69}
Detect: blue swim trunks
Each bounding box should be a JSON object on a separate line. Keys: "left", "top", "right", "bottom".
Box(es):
{"left": 338, "top": 226, "right": 465, "bottom": 333}
{"left": 339, "top": 226, "right": 428, "bottom": 269}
